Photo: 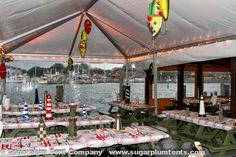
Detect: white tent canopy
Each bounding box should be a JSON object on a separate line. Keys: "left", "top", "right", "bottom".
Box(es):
{"left": 1, "top": 0, "right": 236, "bottom": 67}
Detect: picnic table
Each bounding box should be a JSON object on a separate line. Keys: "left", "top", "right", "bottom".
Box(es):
{"left": 3, "top": 104, "right": 96, "bottom": 117}
{"left": 163, "top": 110, "right": 236, "bottom": 157}
{"left": 105, "top": 101, "right": 156, "bottom": 126}
{"left": 0, "top": 126, "right": 169, "bottom": 156}
{"left": 1, "top": 115, "right": 115, "bottom": 137}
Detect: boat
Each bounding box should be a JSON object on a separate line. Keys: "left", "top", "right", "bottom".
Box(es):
{"left": 38, "top": 76, "right": 48, "bottom": 84}
{"left": 6, "top": 75, "right": 27, "bottom": 83}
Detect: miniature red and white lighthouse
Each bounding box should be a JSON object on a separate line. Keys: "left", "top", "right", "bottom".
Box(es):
{"left": 45, "top": 93, "right": 53, "bottom": 120}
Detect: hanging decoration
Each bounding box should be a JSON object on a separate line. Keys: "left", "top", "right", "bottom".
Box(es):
{"left": 84, "top": 19, "right": 92, "bottom": 34}
{"left": 78, "top": 19, "right": 92, "bottom": 58}
{"left": 0, "top": 46, "right": 5, "bottom": 57}
{"left": 147, "top": 0, "right": 170, "bottom": 37}
{"left": 0, "top": 63, "right": 6, "bottom": 79}
{"left": 159, "top": 0, "right": 169, "bottom": 21}
{"left": 4, "top": 56, "right": 14, "bottom": 62}
{"left": 148, "top": 0, "right": 163, "bottom": 37}
{"left": 0, "top": 46, "right": 14, "bottom": 80}
{"left": 79, "top": 30, "right": 88, "bottom": 58}
{"left": 67, "top": 56, "right": 73, "bottom": 71}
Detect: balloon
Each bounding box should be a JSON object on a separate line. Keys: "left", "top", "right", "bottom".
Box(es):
{"left": 0, "top": 47, "right": 5, "bottom": 57}
{"left": 148, "top": 0, "right": 163, "bottom": 37}
{"left": 5, "top": 56, "right": 14, "bottom": 62}
{"left": 79, "top": 40, "right": 87, "bottom": 58}
{"left": 67, "top": 57, "right": 73, "bottom": 71}
{"left": 159, "top": 0, "right": 169, "bottom": 21}
{"left": 81, "top": 29, "right": 87, "bottom": 41}
{"left": 148, "top": 0, "right": 162, "bottom": 16}
{"left": 147, "top": 15, "right": 162, "bottom": 37}
{"left": 0, "top": 63, "right": 6, "bottom": 79}
{"left": 9, "top": 56, "right": 14, "bottom": 61}
{"left": 84, "top": 19, "right": 92, "bottom": 34}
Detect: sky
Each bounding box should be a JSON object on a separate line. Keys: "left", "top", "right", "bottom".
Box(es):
{"left": 7, "top": 61, "right": 123, "bottom": 70}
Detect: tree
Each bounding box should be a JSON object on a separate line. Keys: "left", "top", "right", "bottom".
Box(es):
{"left": 49, "top": 63, "right": 67, "bottom": 74}
{"left": 79, "top": 63, "right": 90, "bottom": 74}
{"left": 90, "top": 68, "right": 104, "bottom": 75}
{"left": 27, "top": 67, "right": 44, "bottom": 77}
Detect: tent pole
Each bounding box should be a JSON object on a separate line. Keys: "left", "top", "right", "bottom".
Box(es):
{"left": 153, "top": 38, "right": 158, "bottom": 114}
{"left": 68, "top": 71, "right": 72, "bottom": 103}
{"left": 0, "top": 57, "right": 6, "bottom": 104}
{"left": 69, "top": 14, "right": 84, "bottom": 56}
{"left": 125, "top": 59, "right": 129, "bottom": 84}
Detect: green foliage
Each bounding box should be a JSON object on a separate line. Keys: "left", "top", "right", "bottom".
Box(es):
{"left": 91, "top": 68, "right": 104, "bottom": 75}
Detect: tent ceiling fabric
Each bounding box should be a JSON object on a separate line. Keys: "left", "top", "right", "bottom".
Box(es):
{"left": 1, "top": 0, "right": 236, "bottom": 66}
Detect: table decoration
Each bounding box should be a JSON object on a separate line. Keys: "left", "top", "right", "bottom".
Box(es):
{"left": 23, "top": 102, "right": 29, "bottom": 119}
{"left": 39, "top": 99, "right": 43, "bottom": 111}
{"left": 4, "top": 98, "right": 10, "bottom": 111}
{"left": 0, "top": 105, "right": 2, "bottom": 120}
{"left": 199, "top": 95, "right": 206, "bottom": 117}
{"left": 34, "top": 88, "right": 39, "bottom": 104}
{"left": 82, "top": 104, "right": 87, "bottom": 119}
{"left": 68, "top": 103, "right": 78, "bottom": 140}
{"left": 2, "top": 95, "right": 7, "bottom": 106}
{"left": 112, "top": 91, "right": 118, "bottom": 102}
{"left": 37, "top": 119, "right": 50, "bottom": 147}
{"left": 114, "top": 114, "right": 122, "bottom": 131}
{"left": 45, "top": 93, "right": 53, "bottom": 120}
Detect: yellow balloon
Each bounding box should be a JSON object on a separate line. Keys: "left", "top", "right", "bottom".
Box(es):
{"left": 9, "top": 56, "right": 14, "bottom": 61}
{"left": 159, "top": 0, "right": 169, "bottom": 21}
{"left": 147, "top": 15, "right": 162, "bottom": 37}
{"left": 81, "top": 29, "right": 87, "bottom": 41}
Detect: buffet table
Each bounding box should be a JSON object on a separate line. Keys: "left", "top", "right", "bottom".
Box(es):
{"left": 107, "top": 101, "right": 155, "bottom": 126}
{"left": 2, "top": 115, "right": 115, "bottom": 137}
{"left": 0, "top": 126, "right": 169, "bottom": 156}
{"left": 163, "top": 110, "right": 236, "bottom": 157}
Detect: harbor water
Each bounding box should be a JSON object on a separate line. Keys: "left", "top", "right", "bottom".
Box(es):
{"left": 5, "top": 82, "right": 223, "bottom": 111}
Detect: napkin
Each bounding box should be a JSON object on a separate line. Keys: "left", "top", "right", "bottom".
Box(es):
{"left": 112, "top": 92, "right": 117, "bottom": 101}
{"left": 0, "top": 121, "right": 3, "bottom": 138}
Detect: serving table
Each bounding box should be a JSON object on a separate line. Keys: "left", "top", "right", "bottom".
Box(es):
{"left": 106, "top": 101, "right": 156, "bottom": 126}
{"left": 163, "top": 110, "right": 236, "bottom": 157}
{"left": 0, "top": 126, "right": 169, "bottom": 156}
{"left": 2, "top": 115, "right": 115, "bottom": 137}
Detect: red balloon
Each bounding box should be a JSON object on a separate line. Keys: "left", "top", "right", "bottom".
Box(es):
{"left": 84, "top": 19, "right": 92, "bottom": 34}
{"left": 0, "top": 63, "right": 6, "bottom": 79}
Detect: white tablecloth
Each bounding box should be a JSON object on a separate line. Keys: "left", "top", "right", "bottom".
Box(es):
{"left": 2, "top": 115, "right": 115, "bottom": 130}
{"left": 109, "top": 101, "right": 154, "bottom": 111}
{"left": 0, "top": 126, "right": 169, "bottom": 156}
{"left": 163, "top": 110, "right": 236, "bottom": 131}
{"left": 3, "top": 104, "right": 96, "bottom": 116}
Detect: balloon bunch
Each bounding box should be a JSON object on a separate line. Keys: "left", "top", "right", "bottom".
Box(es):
{"left": 78, "top": 19, "right": 92, "bottom": 58}
{"left": 0, "top": 46, "right": 14, "bottom": 79}
{"left": 147, "top": 0, "right": 169, "bottom": 37}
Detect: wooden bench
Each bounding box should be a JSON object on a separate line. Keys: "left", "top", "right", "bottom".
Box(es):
{"left": 179, "top": 132, "right": 236, "bottom": 156}
{"left": 98, "top": 111, "right": 116, "bottom": 117}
